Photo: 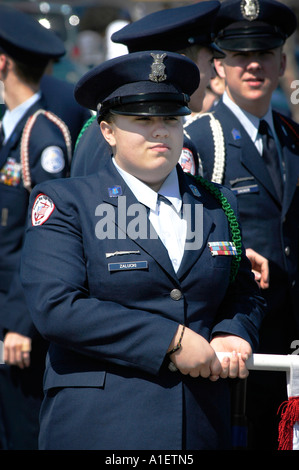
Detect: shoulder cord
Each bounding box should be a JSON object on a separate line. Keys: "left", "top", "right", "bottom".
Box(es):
{"left": 184, "top": 112, "right": 226, "bottom": 184}
{"left": 192, "top": 174, "right": 242, "bottom": 283}
{"left": 21, "top": 109, "right": 72, "bottom": 192}
{"left": 74, "top": 114, "right": 97, "bottom": 151}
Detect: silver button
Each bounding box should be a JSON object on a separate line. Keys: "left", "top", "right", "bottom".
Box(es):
{"left": 170, "top": 289, "right": 182, "bottom": 300}
{"left": 285, "top": 246, "right": 290, "bottom": 256}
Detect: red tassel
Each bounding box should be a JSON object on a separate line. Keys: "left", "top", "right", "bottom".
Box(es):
{"left": 278, "top": 397, "right": 299, "bottom": 450}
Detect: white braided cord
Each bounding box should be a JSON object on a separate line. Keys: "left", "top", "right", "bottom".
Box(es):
{"left": 20, "top": 109, "right": 72, "bottom": 192}
{"left": 184, "top": 112, "right": 226, "bottom": 184}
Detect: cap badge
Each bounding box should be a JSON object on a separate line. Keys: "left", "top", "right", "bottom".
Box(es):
{"left": 240, "top": 0, "right": 260, "bottom": 21}
{"left": 149, "top": 53, "right": 167, "bottom": 82}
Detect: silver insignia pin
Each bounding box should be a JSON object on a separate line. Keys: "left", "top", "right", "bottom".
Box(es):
{"left": 149, "top": 53, "right": 167, "bottom": 82}
{"left": 240, "top": 0, "right": 260, "bottom": 21}
{"left": 105, "top": 250, "right": 141, "bottom": 258}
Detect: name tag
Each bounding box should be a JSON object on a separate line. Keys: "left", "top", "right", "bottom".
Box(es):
{"left": 108, "top": 261, "right": 148, "bottom": 272}
{"left": 231, "top": 184, "right": 259, "bottom": 195}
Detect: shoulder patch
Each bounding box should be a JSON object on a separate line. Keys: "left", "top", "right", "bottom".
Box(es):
{"left": 179, "top": 147, "right": 196, "bottom": 175}
{"left": 32, "top": 193, "right": 55, "bottom": 226}
{"left": 41, "top": 146, "right": 65, "bottom": 174}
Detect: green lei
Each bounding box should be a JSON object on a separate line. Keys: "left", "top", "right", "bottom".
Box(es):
{"left": 192, "top": 175, "right": 242, "bottom": 283}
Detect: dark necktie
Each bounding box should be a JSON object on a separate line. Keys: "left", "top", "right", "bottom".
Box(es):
{"left": 158, "top": 194, "right": 172, "bottom": 207}
{"left": 0, "top": 124, "right": 4, "bottom": 149}
{"left": 259, "top": 119, "right": 283, "bottom": 201}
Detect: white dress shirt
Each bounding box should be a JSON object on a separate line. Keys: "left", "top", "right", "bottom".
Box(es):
{"left": 223, "top": 91, "right": 279, "bottom": 155}
{"left": 2, "top": 91, "right": 41, "bottom": 143}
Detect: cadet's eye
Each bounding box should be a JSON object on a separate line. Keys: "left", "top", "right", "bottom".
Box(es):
{"left": 165, "top": 116, "right": 179, "bottom": 122}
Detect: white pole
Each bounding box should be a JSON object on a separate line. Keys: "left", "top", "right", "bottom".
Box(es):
{"left": 216, "top": 352, "right": 299, "bottom": 372}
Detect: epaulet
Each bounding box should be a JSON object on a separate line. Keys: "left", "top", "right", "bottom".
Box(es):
{"left": 74, "top": 114, "right": 97, "bottom": 150}
{"left": 20, "top": 109, "right": 72, "bottom": 192}
{"left": 184, "top": 112, "right": 226, "bottom": 185}
{"left": 189, "top": 174, "right": 242, "bottom": 283}
{"left": 183, "top": 111, "right": 214, "bottom": 128}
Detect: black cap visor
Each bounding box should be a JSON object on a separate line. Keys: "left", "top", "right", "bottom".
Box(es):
{"left": 98, "top": 92, "right": 191, "bottom": 121}
{"left": 210, "top": 42, "right": 226, "bottom": 58}
{"left": 216, "top": 22, "right": 286, "bottom": 52}
{"left": 110, "top": 101, "right": 191, "bottom": 117}
{"left": 216, "top": 35, "right": 284, "bottom": 52}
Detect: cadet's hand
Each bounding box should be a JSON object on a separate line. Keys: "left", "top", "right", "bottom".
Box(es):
{"left": 246, "top": 248, "right": 269, "bottom": 289}
{"left": 168, "top": 326, "right": 222, "bottom": 380}
{"left": 210, "top": 334, "right": 252, "bottom": 379}
{"left": 3, "top": 332, "right": 31, "bottom": 369}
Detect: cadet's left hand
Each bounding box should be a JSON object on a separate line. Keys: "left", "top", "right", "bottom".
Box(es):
{"left": 210, "top": 335, "right": 252, "bottom": 379}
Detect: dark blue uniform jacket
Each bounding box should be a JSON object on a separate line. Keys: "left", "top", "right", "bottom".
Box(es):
{"left": 0, "top": 97, "right": 69, "bottom": 339}
{"left": 21, "top": 157, "right": 265, "bottom": 450}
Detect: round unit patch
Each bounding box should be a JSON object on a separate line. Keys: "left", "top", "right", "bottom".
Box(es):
{"left": 41, "top": 146, "right": 65, "bottom": 174}
{"left": 32, "top": 193, "right": 55, "bottom": 226}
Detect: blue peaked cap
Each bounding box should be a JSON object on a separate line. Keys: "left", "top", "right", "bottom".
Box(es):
{"left": 0, "top": 4, "right": 65, "bottom": 64}
{"left": 111, "top": 1, "right": 224, "bottom": 58}
{"left": 74, "top": 51, "right": 200, "bottom": 119}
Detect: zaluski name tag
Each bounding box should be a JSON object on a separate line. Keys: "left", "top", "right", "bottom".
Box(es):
{"left": 208, "top": 241, "right": 237, "bottom": 256}
{"left": 108, "top": 261, "right": 148, "bottom": 272}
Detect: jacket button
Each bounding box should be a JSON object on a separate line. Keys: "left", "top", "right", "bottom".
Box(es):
{"left": 285, "top": 246, "right": 290, "bottom": 256}
{"left": 170, "top": 289, "right": 182, "bottom": 300}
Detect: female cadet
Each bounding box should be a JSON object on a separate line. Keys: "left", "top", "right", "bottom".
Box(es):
{"left": 21, "top": 51, "right": 266, "bottom": 450}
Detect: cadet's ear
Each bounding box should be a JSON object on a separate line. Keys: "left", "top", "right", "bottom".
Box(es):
{"left": 279, "top": 51, "right": 287, "bottom": 77}
{"left": 214, "top": 58, "right": 226, "bottom": 80}
{"left": 100, "top": 120, "right": 116, "bottom": 147}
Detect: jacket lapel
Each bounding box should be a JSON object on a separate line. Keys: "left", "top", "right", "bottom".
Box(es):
{"left": 0, "top": 97, "right": 45, "bottom": 169}
{"left": 216, "top": 101, "right": 281, "bottom": 205}
{"left": 176, "top": 168, "right": 213, "bottom": 279}
{"left": 100, "top": 158, "right": 178, "bottom": 280}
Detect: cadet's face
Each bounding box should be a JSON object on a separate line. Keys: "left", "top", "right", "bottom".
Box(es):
{"left": 100, "top": 115, "right": 184, "bottom": 191}
{"left": 214, "top": 48, "right": 286, "bottom": 116}
{"left": 189, "top": 47, "right": 216, "bottom": 113}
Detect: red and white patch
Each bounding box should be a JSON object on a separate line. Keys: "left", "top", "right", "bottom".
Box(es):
{"left": 32, "top": 193, "right": 55, "bottom": 226}
{"left": 179, "top": 147, "right": 196, "bottom": 175}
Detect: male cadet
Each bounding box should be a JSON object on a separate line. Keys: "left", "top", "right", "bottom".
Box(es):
{"left": 183, "top": 0, "right": 299, "bottom": 449}
{"left": 5, "top": 5, "right": 91, "bottom": 152}
{"left": 0, "top": 5, "right": 71, "bottom": 449}
{"left": 70, "top": 0, "right": 225, "bottom": 177}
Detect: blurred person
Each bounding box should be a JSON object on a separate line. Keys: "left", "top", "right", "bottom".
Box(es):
{"left": 0, "top": 5, "right": 71, "bottom": 449}
{"left": 183, "top": 0, "right": 299, "bottom": 449}
{"left": 201, "top": 74, "right": 226, "bottom": 114}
